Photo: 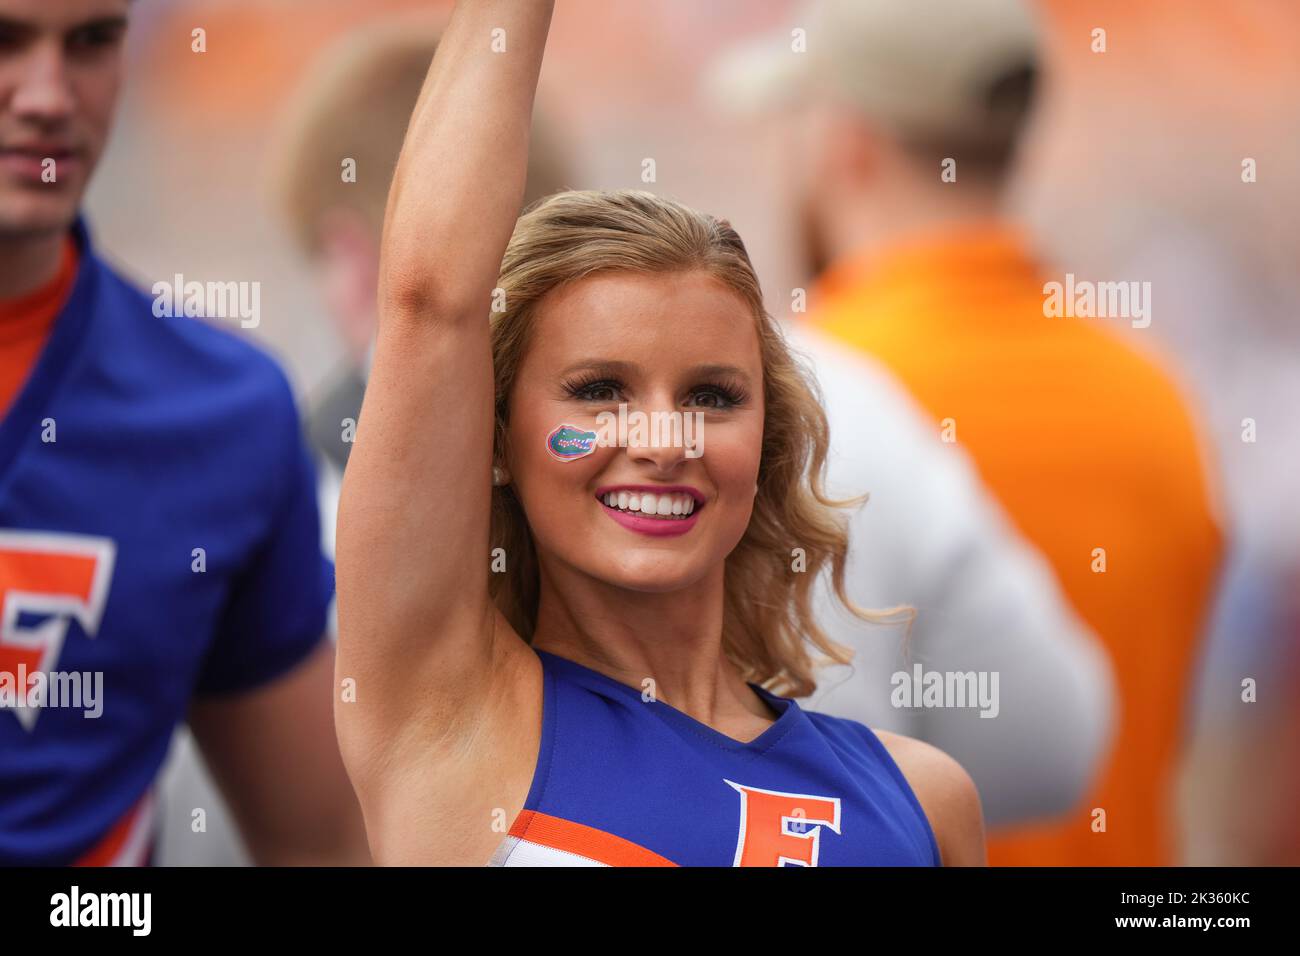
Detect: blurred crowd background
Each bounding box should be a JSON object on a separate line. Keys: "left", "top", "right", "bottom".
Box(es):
{"left": 83, "top": 0, "right": 1299, "bottom": 865}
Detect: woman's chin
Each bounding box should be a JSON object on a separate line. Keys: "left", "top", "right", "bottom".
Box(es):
{"left": 586, "top": 553, "right": 712, "bottom": 595}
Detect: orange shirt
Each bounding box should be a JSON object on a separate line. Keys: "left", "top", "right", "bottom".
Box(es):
{"left": 810, "top": 223, "right": 1223, "bottom": 866}
{"left": 0, "top": 235, "right": 79, "bottom": 420}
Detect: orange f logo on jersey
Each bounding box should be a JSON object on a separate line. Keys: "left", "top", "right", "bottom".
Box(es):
{"left": 0, "top": 530, "right": 116, "bottom": 731}
{"left": 725, "top": 780, "right": 842, "bottom": 866}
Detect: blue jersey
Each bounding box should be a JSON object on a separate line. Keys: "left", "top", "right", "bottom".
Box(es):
{"left": 490, "top": 649, "right": 941, "bottom": 866}
{"left": 0, "top": 219, "right": 333, "bottom": 865}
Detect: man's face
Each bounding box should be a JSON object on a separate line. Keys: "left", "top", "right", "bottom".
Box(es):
{"left": 0, "top": 0, "right": 128, "bottom": 238}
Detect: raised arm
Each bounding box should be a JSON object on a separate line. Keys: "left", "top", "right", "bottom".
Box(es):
{"left": 334, "top": 0, "right": 555, "bottom": 788}
{"left": 378, "top": 0, "right": 554, "bottom": 318}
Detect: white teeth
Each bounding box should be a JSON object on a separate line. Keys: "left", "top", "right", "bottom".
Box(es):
{"left": 599, "top": 491, "right": 699, "bottom": 519}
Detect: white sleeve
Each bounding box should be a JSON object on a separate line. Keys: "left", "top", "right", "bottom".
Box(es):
{"left": 317, "top": 457, "right": 343, "bottom": 642}
{"left": 783, "top": 322, "right": 1116, "bottom": 827}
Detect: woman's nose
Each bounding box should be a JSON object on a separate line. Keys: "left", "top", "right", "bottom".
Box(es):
{"left": 621, "top": 403, "right": 692, "bottom": 469}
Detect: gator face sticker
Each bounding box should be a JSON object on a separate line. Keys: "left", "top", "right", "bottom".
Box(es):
{"left": 546, "top": 424, "right": 599, "bottom": 462}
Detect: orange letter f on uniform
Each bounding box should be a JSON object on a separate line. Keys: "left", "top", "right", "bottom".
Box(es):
{"left": 725, "top": 780, "right": 841, "bottom": 866}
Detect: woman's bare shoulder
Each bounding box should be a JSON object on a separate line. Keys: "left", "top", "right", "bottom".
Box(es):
{"left": 871, "top": 728, "right": 987, "bottom": 866}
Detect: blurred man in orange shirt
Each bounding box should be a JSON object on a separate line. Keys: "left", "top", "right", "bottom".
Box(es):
{"left": 715, "top": 0, "right": 1224, "bottom": 865}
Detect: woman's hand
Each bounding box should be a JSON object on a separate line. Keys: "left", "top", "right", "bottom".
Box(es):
{"left": 379, "top": 0, "right": 556, "bottom": 325}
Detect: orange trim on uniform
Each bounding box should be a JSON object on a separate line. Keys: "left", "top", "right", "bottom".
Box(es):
{"left": 74, "top": 792, "right": 154, "bottom": 867}
{"left": 0, "top": 233, "right": 79, "bottom": 419}
{"left": 509, "top": 810, "right": 677, "bottom": 867}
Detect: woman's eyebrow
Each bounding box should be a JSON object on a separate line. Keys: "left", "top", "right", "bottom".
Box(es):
{"left": 556, "top": 359, "right": 751, "bottom": 382}
{"left": 556, "top": 359, "right": 635, "bottom": 378}
{"left": 689, "top": 363, "right": 751, "bottom": 382}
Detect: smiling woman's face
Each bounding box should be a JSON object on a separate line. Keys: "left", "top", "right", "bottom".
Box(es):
{"left": 505, "top": 269, "right": 765, "bottom": 593}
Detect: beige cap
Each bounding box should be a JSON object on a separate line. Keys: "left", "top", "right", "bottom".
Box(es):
{"left": 706, "top": 0, "right": 1040, "bottom": 145}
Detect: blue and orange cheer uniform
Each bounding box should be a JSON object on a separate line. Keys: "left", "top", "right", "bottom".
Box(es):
{"left": 489, "top": 649, "right": 941, "bottom": 866}
{"left": 0, "top": 218, "right": 333, "bottom": 865}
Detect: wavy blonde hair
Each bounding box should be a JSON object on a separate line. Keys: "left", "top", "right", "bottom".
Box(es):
{"left": 488, "top": 189, "right": 903, "bottom": 697}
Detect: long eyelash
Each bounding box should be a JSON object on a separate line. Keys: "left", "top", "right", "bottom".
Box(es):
{"left": 696, "top": 378, "right": 749, "bottom": 407}
{"left": 562, "top": 373, "right": 621, "bottom": 398}
{"left": 561, "top": 373, "right": 750, "bottom": 406}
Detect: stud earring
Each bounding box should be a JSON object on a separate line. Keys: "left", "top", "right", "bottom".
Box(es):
{"left": 492, "top": 465, "right": 507, "bottom": 486}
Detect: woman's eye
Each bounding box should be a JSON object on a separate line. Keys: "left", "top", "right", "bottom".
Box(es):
{"left": 571, "top": 381, "right": 621, "bottom": 402}
{"left": 689, "top": 388, "right": 740, "bottom": 409}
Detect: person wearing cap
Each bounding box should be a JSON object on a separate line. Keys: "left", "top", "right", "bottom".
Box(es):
{"left": 713, "top": 0, "right": 1224, "bottom": 866}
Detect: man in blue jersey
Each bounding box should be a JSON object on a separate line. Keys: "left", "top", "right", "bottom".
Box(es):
{"left": 0, "top": 0, "right": 368, "bottom": 864}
